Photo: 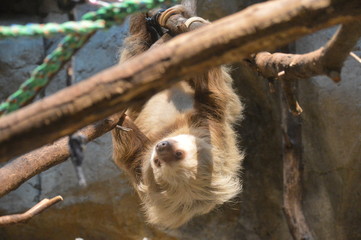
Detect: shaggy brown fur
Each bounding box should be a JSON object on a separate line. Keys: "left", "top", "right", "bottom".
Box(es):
{"left": 112, "top": 12, "right": 244, "bottom": 229}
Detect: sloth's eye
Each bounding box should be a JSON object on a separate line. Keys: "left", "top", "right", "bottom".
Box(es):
{"left": 175, "top": 151, "right": 184, "bottom": 159}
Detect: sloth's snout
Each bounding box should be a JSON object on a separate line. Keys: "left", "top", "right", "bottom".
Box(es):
{"left": 155, "top": 140, "right": 178, "bottom": 164}
{"left": 156, "top": 141, "right": 171, "bottom": 152}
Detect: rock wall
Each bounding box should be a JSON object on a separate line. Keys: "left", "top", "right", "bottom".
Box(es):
{"left": 297, "top": 29, "right": 361, "bottom": 240}
{"left": 0, "top": 1, "right": 360, "bottom": 239}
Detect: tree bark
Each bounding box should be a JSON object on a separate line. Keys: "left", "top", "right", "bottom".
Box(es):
{"left": 0, "top": 196, "right": 63, "bottom": 226}
{"left": 253, "top": 21, "right": 361, "bottom": 114}
{"left": 281, "top": 98, "right": 314, "bottom": 240}
{"left": 255, "top": 21, "right": 361, "bottom": 82}
{"left": 0, "top": 113, "right": 123, "bottom": 197}
{"left": 0, "top": 0, "right": 360, "bottom": 161}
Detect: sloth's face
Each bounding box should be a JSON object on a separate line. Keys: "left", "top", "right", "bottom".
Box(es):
{"left": 140, "top": 133, "right": 240, "bottom": 229}
{"left": 151, "top": 134, "right": 196, "bottom": 167}
{"left": 150, "top": 134, "right": 212, "bottom": 183}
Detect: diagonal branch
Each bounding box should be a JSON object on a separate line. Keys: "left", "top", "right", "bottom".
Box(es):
{"left": 282, "top": 114, "right": 313, "bottom": 240}
{"left": 0, "top": 113, "right": 123, "bottom": 197}
{"left": 0, "top": 196, "right": 63, "bottom": 226}
{"left": 0, "top": 0, "right": 360, "bottom": 162}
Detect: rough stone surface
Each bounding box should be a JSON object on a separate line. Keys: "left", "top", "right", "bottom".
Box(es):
{"left": 0, "top": 0, "right": 43, "bottom": 15}
{"left": 1, "top": 1, "right": 361, "bottom": 240}
{"left": 297, "top": 28, "right": 361, "bottom": 240}
{"left": 0, "top": 16, "right": 44, "bottom": 101}
{"left": 72, "top": 4, "right": 127, "bottom": 83}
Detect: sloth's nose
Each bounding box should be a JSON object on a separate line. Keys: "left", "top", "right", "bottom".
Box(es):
{"left": 156, "top": 141, "right": 171, "bottom": 152}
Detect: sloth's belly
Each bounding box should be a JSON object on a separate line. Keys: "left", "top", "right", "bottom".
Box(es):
{"left": 135, "top": 81, "right": 194, "bottom": 134}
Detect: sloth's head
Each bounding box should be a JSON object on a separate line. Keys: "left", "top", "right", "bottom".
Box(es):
{"left": 138, "top": 134, "right": 241, "bottom": 229}
{"left": 150, "top": 134, "right": 210, "bottom": 184}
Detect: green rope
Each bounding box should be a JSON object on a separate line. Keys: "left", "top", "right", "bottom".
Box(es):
{"left": 0, "top": 0, "right": 179, "bottom": 116}
{"left": 0, "top": 20, "right": 107, "bottom": 39}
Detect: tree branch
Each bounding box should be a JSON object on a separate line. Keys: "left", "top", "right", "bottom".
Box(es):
{"left": 0, "top": 0, "right": 360, "bottom": 161}
{"left": 281, "top": 109, "right": 313, "bottom": 240}
{"left": 0, "top": 113, "right": 123, "bottom": 197}
{"left": 0, "top": 196, "right": 63, "bottom": 226}
{"left": 253, "top": 20, "right": 361, "bottom": 114}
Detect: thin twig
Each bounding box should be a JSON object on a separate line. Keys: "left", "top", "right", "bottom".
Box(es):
{"left": 350, "top": 52, "right": 361, "bottom": 64}
{"left": 279, "top": 76, "right": 303, "bottom": 115}
{"left": 0, "top": 196, "right": 63, "bottom": 226}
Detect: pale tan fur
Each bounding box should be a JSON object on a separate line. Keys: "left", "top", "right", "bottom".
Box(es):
{"left": 112, "top": 11, "right": 244, "bottom": 229}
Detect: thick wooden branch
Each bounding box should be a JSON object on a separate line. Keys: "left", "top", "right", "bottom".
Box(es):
{"left": 0, "top": 196, "right": 63, "bottom": 226}
{"left": 323, "top": 20, "right": 361, "bottom": 79}
{"left": 255, "top": 21, "right": 361, "bottom": 81}
{"left": 254, "top": 20, "right": 361, "bottom": 114}
{"left": 0, "top": 113, "right": 123, "bottom": 197}
{"left": 0, "top": 0, "right": 361, "bottom": 161}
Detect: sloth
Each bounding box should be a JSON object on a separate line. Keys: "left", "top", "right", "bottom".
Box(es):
{"left": 112, "top": 8, "right": 244, "bottom": 229}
